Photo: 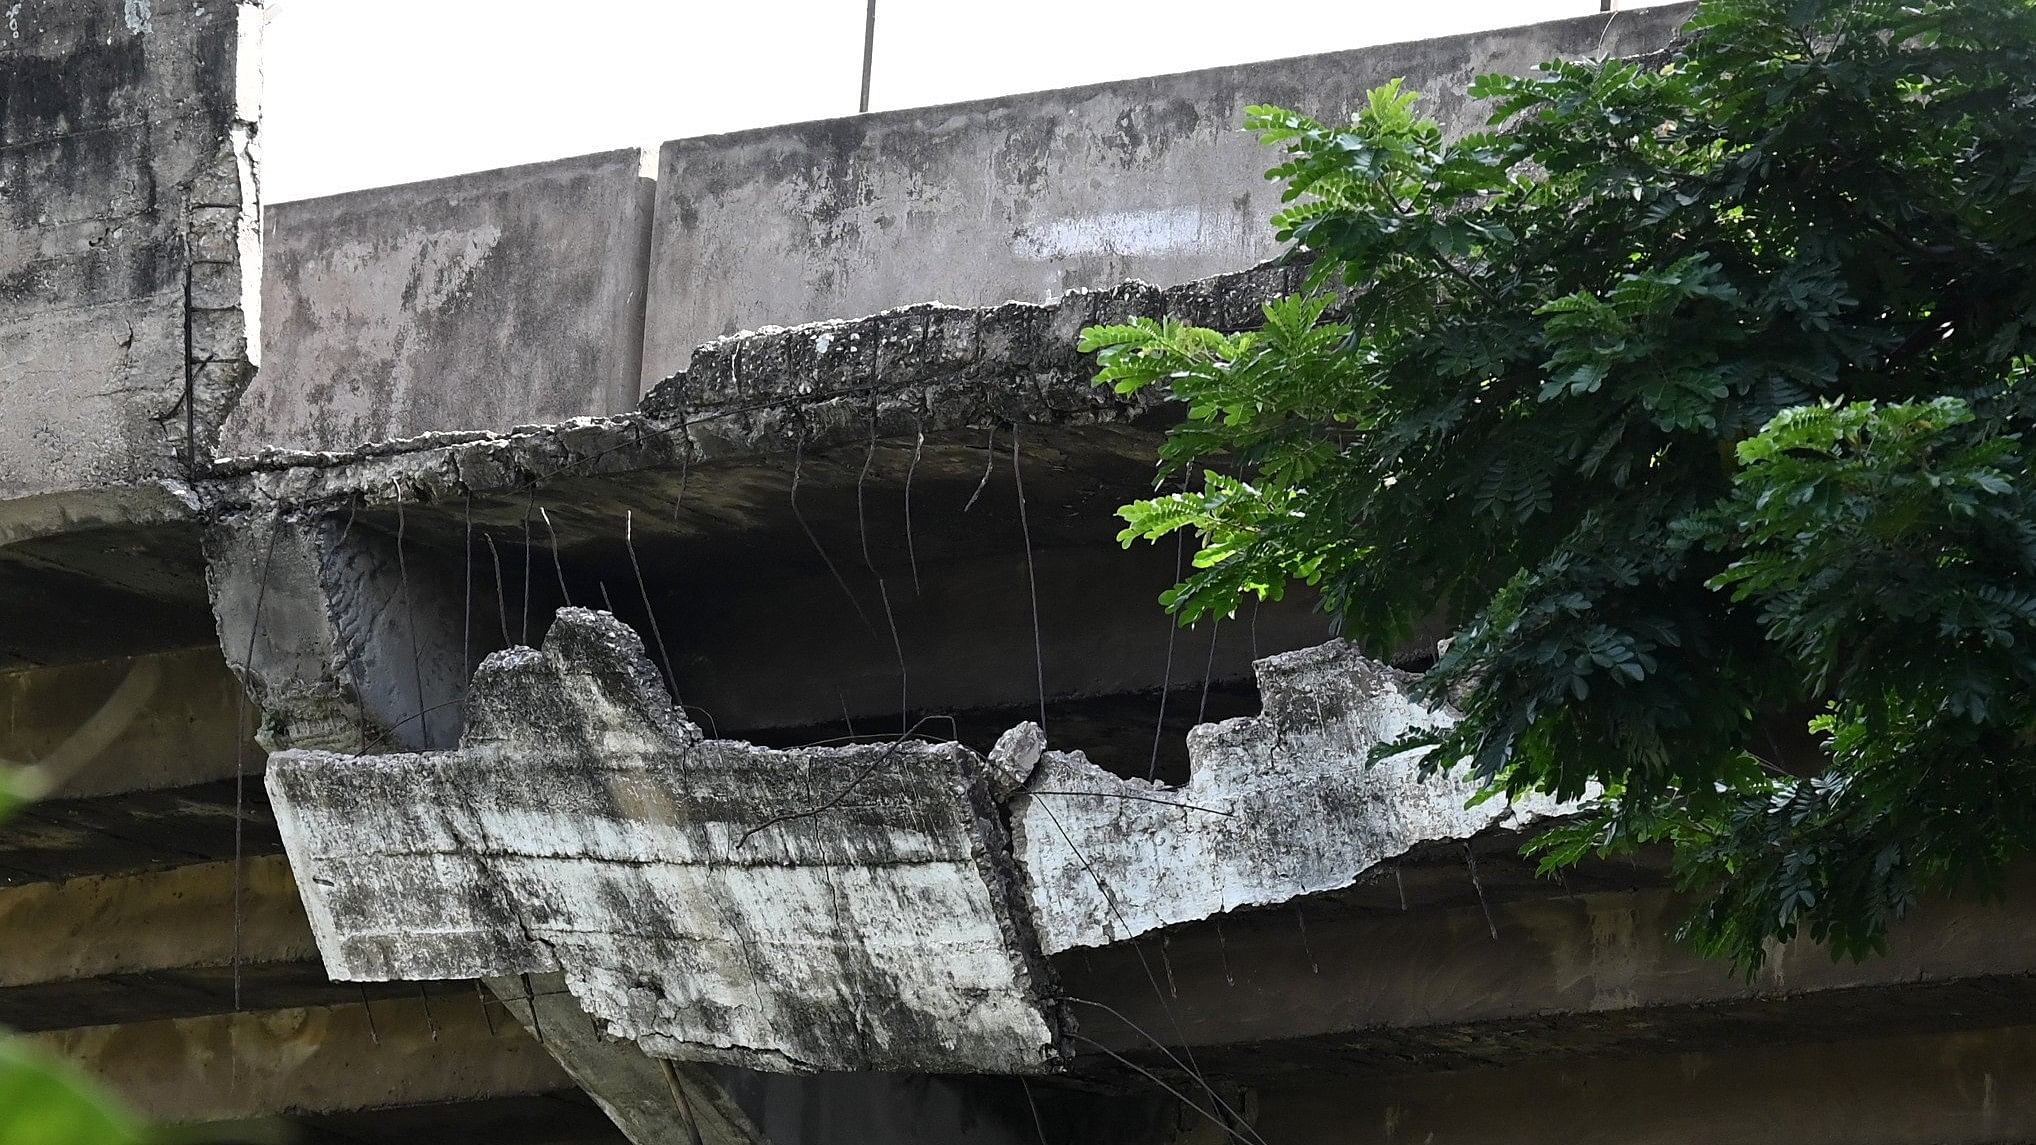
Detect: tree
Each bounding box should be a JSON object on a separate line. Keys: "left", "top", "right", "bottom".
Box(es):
{"left": 1082, "top": 0, "right": 2036, "bottom": 969}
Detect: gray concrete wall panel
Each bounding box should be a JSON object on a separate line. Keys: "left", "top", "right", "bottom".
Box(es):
{"left": 0, "top": 0, "right": 260, "bottom": 498}
{"left": 639, "top": 4, "right": 1690, "bottom": 383}
{"left": 223, "top": 149, "right": 653, "bottom": 454}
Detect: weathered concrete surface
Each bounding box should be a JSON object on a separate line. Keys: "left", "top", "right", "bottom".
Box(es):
{"left": 221, "top": 150, "right": 654, "bottom": 454}
{"left": 485, "top": 972, "right": 771, "bottom": 1145}
{"left": 28, "top": 993, "right": 571, "bottom": 1124}
{"left": 206, "top": 508, "right": 474, "bottom": 755}
{"left": 0, "top": 0, "right": 261, "bottom": 497}
{"left": 639, "top": 4, "right": 1690, "bottom": 381}
{"left": 268, "top": 608, "right": 1063, "bottom": 1075}
{"left": 206, "top": 266, "right": 1300, "bottom": 509}
{"left": 206, "top": 511, "right": 375, "bottom": 753}
{"left": 1012, "top": 640, "right": 1569, "bottom": 953}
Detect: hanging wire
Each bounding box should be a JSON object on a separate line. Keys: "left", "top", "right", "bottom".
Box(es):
{"left": 395, "top": 489, "right": 432, "bottom": 747}
{"left": 231, "top": 508, "right": 284, "bottom": 1016}
{"left": 1011, "top": 427, "right": 1047, "bottom": 730}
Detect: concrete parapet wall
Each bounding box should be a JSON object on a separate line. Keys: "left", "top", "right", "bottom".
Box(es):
{"left": 638, "top": 4, "right": 1690, "bottom": 383}
{"left": 224, "top": 149, "right": 654, "bottom": 455}
{"left": 180, "top": 6, "right": 1689, "bottom": 450}
{"left": 0, "top": 0, "right": 260, "bottom": 499}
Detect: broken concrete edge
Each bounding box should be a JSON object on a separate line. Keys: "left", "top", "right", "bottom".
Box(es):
{"left": 189, "top": 260, "right": 1307, "bottom": 514}
{"left": 1006, "top": 639, "right": 1580, "bottom": 955}
{"left": 175, "top": 3, "right": 266, "bottom": 477}
{"left": 264, "top": 605, "right": 1581, "bottom": 1075}
{"left": 267, "top": 607, "right": 1072, "bottom": 1076}
{"left": 482, "top": 972, "right": 773, "bottom": 1145}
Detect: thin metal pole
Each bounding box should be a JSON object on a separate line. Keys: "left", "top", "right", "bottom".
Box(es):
{"left": 859, "top": 0, "right": 877, "bottom": 113}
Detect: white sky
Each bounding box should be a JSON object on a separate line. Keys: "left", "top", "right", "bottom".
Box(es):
{"left": 258, "top": 0, "right": 1682, "bottom": 204}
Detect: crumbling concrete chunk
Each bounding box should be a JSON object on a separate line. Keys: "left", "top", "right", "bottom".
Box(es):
{"left": 268, "top": 608, "right": 1063, "bottom": 1075}
{"left": 988, "top": 721, "right": 1047, "bottom": 800}
{"left": 1009, "top": 640, "right": 1574, "bottom": 954}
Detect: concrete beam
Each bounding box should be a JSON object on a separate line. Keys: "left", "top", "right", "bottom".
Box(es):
{"left": 27, "top": 993, "right": 571, "bottom": 1125}
{"left": 0, "top": 646, "right": 255, "bottom": 799}
{"left": 0, "top": 855, "right": 311, "bottom": 990}
{"left": 1250, "top": 1022, "right": 2036, "bottom": 1145}
{"left": 268, "top": 608, "right": 1063, "bottom": 1075}
{"left": 1058, "top": 869, "right": 2036, "bottom": 1070}
{"left": 0, "top": 854, "right": 402, "bottom": 1030}
{"left": 207, "top": 508, "right": 472, "bottom": 756}
{"left": 0, "top": 775, "right": 283, "bottom": 884}
{"left": 1009, "top": 640, "right": 1570, "bottom": 953}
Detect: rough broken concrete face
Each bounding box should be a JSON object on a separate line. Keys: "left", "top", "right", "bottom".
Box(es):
{"left": 266, "top": 608, "right": 1063, "bottom": 1075}
{"left": 1009, "top": 640, "right": 1575, "bottom": 954}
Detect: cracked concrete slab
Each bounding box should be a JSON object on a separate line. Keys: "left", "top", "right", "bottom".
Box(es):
{"left": 267, "top": 608, "right": 1064, "bottom": 1075}
{"left": 1009, "top": 640, "right": 1574, "bottom": 954}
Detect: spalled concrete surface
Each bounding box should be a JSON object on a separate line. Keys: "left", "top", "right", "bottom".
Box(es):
{"left": 268, "top": 608, "right": 1064, "bottom": 1075}
{"left": 1011, "top": 641, "right": 1570, "bottom": 953}
{"left": 205, "top": 265, "right": 1300, "bottom": 510}
{"left": 196, "top": 270, "right": 1332, "bottom": 755}
{"left": 223, "top": 150, "right": 654, "bottom": 455}
{"left": 639, "top": 4, "right": 1691, "bottom": 381}
{"left": 0, "top": 0, "right": 260, "bottom": 497}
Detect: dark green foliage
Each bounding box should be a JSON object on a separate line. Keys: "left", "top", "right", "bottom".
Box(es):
{"left": 1084, "top": 0, "right": 2036, "bottom": 968}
